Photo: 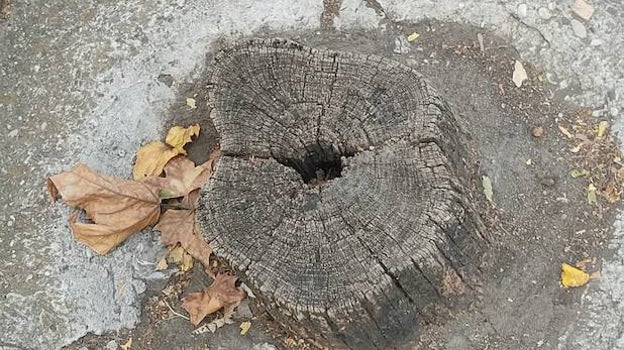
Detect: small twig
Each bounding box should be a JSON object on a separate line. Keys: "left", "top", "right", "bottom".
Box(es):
{"left": 162, "top": 298, "right": 190, "bottom": 321}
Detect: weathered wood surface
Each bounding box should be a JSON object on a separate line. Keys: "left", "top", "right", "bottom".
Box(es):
{"left": 197, "top": 39, "right": 488, "bottom": 349}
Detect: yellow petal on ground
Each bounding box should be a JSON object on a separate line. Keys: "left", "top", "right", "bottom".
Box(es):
{"left": 165, "top": 124, "right": 200, "bottom": 155}
{"left": 561, "top": 263, "right": 590, "bottom": 288}
{"left": 186, "top": 97, "right": 197, "bottom": 109}
{"left": 133, "top": 141, "right": 180, "bottom": 180}
{"left": 240, "top": 321, "right": 251, "bottom": 335}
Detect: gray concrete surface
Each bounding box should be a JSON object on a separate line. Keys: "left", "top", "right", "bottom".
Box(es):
{"left": 0, "top": 0, "right": 623, "bottom": 349}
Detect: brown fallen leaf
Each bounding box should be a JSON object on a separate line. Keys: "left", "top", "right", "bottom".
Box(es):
{"left": 143, "top": 150, "right": 220, "bottom": 201}
{"left": 154, "top": 209, "right": 212, "bottom": 270}
{"left": 48, "top": 164, "right": 161, "bottom": 254}
{"left": 133, "top": 141, "right": 181, "bottom": 180}
{"left": 182, "top": 274, "right": 246, "bottom": 325}
{"left": 166, "top": 124, "right": 200, "bottom": 155}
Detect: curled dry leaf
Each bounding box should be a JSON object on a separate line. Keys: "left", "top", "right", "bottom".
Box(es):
{"left": 132, "top": 141, "right": 180, "bottom": 180}
{"left": 165, "top": 124, "right": 200, "bottom": 155}
{"left": 182, "top": 274, "right": 247, "bottom": 325}
{"left": 240, "top": 321, "right": 252, "bottom": 335}
{"left": 154, "top": 209, "right": 212, "bottom": 270}
{"left": 48, "top": 164, "right": 161, "bottom": 254}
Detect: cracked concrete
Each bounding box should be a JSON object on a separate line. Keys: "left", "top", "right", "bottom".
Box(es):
{"left": 1, "top": 0, "right": 623, "bottom": 349}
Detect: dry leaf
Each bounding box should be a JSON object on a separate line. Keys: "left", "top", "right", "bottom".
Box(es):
{"left": 121, "top": 338, "right": 132, "bottom": 350}
{"left": 167, "top": 245, "right": 194, "bottom": 272}
{"left": 570, "top": 144, "right": 583, "bottom": 153}
{"left": 587, "top": 183, "right": 597, "bottom": 205}
{"left": 240, "top": 321, "right": 252, "bottom": 335}
{"left": 407, "top": 32, "right": 420, "bottom": 42}
{"left": 182, "top": 274, "right": 246, "bottom": 325}
{"left": 186, "top": 98, "right": 197, "bottom": 109}
{"left": 143, "top": 151, "right": 220, "bottom": 201}
{"left": 558, "top": 125, "right": 574, "bottom": 139}
{"left": 133, "top": 141, "right": 180, "bottom": 180}
{"left": 512, "top": 60, "right": 528, "bottom": 88}
{"left": 482, "top": 175, "right": 494, "bottom": 206}
{"left": 155, "top": 209, "right": 212, "bottom": 269}
{"left": 166, "top": 124, "right": 200, "bottom": 155}
{"left": 561, "top": 263, "right": 590, "bottom": 288}
{"left": 48, "top": 164, "right": 161, "bottom": 254}
{"left": 571, "top": 0, "right": 594, "bottom": 21}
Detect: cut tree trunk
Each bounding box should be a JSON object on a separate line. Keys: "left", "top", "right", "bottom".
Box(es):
{"left": 197, "top": 39, "right": 489, "bottom": 349}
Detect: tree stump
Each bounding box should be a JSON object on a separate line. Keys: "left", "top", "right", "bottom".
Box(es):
{"left": 197, "top": 39, "right": 489, "bottom": 349}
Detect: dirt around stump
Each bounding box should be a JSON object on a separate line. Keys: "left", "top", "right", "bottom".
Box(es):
{"left": 196, "top": 39, "right": 489, "bottom": 349}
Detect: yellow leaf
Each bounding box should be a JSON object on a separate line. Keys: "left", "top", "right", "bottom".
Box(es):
{"left": 121, "top": 338, "right": 132, "bottom": 350}
{"left": 561, "top": 263, "right": 590, "bottom": 288}
{"left": 165, "top": 124, "right": 200, "bottom": 155}
{"left": 240, "top": 321, "right": 251, "bottom": 335}
{"left": 186, "top": 97, "right": 197, "bottom": 109}
{"left": 133, "top": 141, "right": 180, "bottom": 180}
{"left": 407, "top": 32, "right": 420, "bottom": 42}
{"left": 167, "top": 245, "right": 194, "bottom": 272}
{"left": 47, "top": 164, "right": 161, "bottom": 254}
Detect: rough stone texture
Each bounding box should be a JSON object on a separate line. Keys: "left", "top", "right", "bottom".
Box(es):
{"left": 197, "top": 39, "right": 488, "bottom": 348}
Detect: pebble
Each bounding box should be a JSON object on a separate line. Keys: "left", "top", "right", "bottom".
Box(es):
{"left": 393, "top": 36, "right": 411, "bottom": 54}
{"left": 8, "top": 129, "right": 18, "bottom": 138}
{"left": 590, "top": 39, "right": 603, "bottom": 46}
{"left": 571, "top": 19, "right": 587, "bottom": 38}
{"left": 517, "top": 3, "right": 528, "bottom": 18}
{"left": 538, "top": 7, "right": 551, "bottom": 20}
{"left": 610, "top": 107, "right": 619, "bottom": 117}
{"left": 105, "top": 340, "right": 118, "bottom": 350}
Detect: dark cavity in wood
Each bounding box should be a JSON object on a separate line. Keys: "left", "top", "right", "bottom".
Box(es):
{"left": 197, "top": 38, "right": 489, "bottom": 349}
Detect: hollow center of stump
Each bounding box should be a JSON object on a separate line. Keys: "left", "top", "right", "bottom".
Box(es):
{"left": 278, "top": 143, "right": 351, "bottom": 185}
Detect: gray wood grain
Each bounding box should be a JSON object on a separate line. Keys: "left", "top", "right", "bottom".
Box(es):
{"left": 197, "top": 39, "right": 488, "bottom": 349}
